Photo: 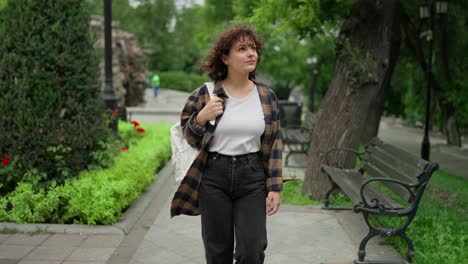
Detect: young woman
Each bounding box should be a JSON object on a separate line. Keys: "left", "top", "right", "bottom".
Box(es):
{"left": 171, "top": 25, "right": 283, "bottom": 264}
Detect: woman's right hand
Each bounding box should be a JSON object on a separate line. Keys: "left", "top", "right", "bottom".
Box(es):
{"left": 196, "top": 96, "right": 224, "bottom": 126}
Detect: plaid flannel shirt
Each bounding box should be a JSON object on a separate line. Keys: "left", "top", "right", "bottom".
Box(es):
{"left": 170, "top": 80, "right": 283, "bottom": 217}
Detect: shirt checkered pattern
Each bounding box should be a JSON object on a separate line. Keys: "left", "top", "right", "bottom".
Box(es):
{"left": 170, "top": 80, "right": 283, "bottom": 217}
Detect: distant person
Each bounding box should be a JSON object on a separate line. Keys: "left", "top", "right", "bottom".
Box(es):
{"left": 151, "top": 73, "right": 160, "bottom": 98}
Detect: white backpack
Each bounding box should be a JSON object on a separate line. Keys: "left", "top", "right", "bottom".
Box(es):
{"left": 171, "top": 82, "right": 215, "bottom": 182}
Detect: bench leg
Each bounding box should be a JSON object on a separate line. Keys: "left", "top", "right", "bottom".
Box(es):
{"left": 356, "top": 228, "right": 379, "bottom": 262}
{"left": 323, "top": 180, "right": 338, "bottom": 208}
{"left": 399, "top": 232, "right": 415, "bottom": 263}
{"left": 285, "top": 152, "right": 291, "bottom": 166}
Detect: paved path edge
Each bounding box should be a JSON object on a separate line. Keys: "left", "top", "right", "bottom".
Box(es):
{"left": 0, "top": 160, "right": 174, "bottom": 235}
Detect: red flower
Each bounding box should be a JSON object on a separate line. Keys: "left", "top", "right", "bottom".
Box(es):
{"left": 121, "top": 147, "right": 128, "bottom": 152}
{"left": 136, "top": 127, "right": 145, "bottom": 133}
{"left": 2, "top": 157, "right": 10, "bottom": 166}
{"left": 131, "top": 121, "right": 140, "bottom": 127}
{"left": 111, "top": 110, "right": 118, "bottom": 116}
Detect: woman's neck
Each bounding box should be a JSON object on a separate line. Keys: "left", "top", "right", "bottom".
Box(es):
{"left": 223, "top": 74, "right": 253, "bottom": 92}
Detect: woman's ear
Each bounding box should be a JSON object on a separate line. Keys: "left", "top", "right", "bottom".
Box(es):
{"left": 221, "top": 54, "right": 229, "bottom": 65}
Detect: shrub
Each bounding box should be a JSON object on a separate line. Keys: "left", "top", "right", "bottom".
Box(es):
{"left": 0, "top": 123, "right": 171, "bottom": 225}
{"left": 158, "top": 71, "right": 209, "bottom": 92}
{"left": 0, "top": 0, "right": 111, "bottom": 194}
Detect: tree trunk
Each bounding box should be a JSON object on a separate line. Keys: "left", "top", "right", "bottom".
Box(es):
{"left": 302, "top": 0, "right": 402, "bottom": 199}
{"left": 440, "top": 101, "right": 461, "bottom": 146}
{"left": 360, "top": 84, "right": 385, "bottom": 144}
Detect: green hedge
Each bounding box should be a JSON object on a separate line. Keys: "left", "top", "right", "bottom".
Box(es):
{"left": 0, "top": 0, "right": 110, "bottom": 194}
{"left": 0, "top": 123, "right": 171, "bottom": 225}
{"left": 158, "top": 71, "right": 210, "bottom": 93}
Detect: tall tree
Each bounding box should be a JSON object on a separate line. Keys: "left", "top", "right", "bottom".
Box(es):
{"left": 237, "top": 0, "right": 467, "bottom": 199}
{"left": 304, "top": 0, "right": 402, "bottom": 198}
{"left": 238, "top": 0, "right": 402, "bottom": 199}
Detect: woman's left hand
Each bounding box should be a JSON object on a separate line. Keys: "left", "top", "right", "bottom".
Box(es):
{"left": 266, "top": 191, "right": 281, "bottom": 216}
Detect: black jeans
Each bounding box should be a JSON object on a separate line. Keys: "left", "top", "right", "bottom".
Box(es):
{"left": 199, "top": 152, "right": 267, "bottom": 264}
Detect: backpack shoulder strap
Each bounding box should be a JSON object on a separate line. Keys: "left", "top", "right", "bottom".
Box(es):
{"left": 204, "top": 82, "right": 214, "bottom": 98}
{"left": 204, "top": 82, "right": 215, "bottom": 125}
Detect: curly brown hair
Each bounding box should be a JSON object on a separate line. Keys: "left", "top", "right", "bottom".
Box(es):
{"left": 199, "top": 25, "right": 263, "bottom": 81}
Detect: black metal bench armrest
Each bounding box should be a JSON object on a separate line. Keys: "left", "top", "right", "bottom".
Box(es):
{"left": 356, "top": 177, "right": 417, "bottom": 216}
{"left": 284, "top": 125, "right": 311, "bottom": 132}
{"left": 324, "top": 148, "right": 365, "bottom": 167}
{"left": 283, "top": 125, "right": 311, "bottom": 139}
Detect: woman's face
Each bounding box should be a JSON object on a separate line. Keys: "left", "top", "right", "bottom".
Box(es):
{"left": 222, "top": 37, "right": 258, "bottom": 77}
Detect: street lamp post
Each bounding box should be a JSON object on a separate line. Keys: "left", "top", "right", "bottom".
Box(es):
{"left": 104, "top": 0, "right": 119, "bottom": 135}
{"left": 419, "top": 0, "right": 448, "bottom": 161}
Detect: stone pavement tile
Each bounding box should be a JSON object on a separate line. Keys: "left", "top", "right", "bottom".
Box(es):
{"left": 40, "top": 234, "right": 85, "bottom": 247}
{"left": 265, "top": 253, "right": 310, "bottom": 264}
{"left": 362, "top": 244, "right": 405, "bottom": 262}
{"left": 62, "top": 262, "right": 105, "bottom": 264}
{"left": 23, "top": 246, "right": 76, "bottom": 261}
{"left": 0, "top": 245, "right": 35, "bottom": 259}
{"left": 321, "top": 261, "right": 353, "bottom": 264}
{"left": 0, "top": 259, "right": 18, "bottom": 264}
{"left": 142, "top": 209, "right": 205, "bottom": 262}
{"left": 0, "top": 234, "right": 12, "bottom": 244}
{"left": 151, "top": 214, "right": 201, "bottom": 241}
{"left": 266, "top": 210, "right": 355, "bottom": 264}
{"left": 18, "top": 260, "right": 61, "bottom": 264}
{"left": 65, "top": 248, "right": 115, "bottom": 262}
{"left": 175, "top": 256, "right": 203, "bottom": 264}
{"left": 129, "top": 240, "right": 191, "bottom": 264}
{"left": 79, "top": 235, "right": 124, "bottom": 248}
{"left": 4, "top": 235, "right": 50, "bottom": 246}
{"left": 148, "top": 230, "right": 205, "bottom": 260}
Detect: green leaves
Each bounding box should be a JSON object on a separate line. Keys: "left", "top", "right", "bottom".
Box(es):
{"left": 0, "top": 123, "right": 171, "bottom": 225}
{"left": 237, "top": 0, "right": 320, "bottom": 38}
{"left": 158, "top": 71, "right": 209, "bottom": 92}
{"left": 0, "top": 0, "right": 109, "bottom": 193}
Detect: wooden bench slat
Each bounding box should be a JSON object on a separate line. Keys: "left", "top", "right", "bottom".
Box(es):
{"left": 323, "top": 166, "right": 399, "bottom": 208}
{"left": 365, "top": 154, "right": 415, "bottom": 183}
{"left": 367, "top": 145, "right": 422, "bottom": 180}
{"left": 323, "top": 166, "right": 362, "bottom": 203}
{"left": 361, "top": 163, "right": 412, "bottom": 201}
{"left": 371, "top": 140, "right": 429, "bottom": 170}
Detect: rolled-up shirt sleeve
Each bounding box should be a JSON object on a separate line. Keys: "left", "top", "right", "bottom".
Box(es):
{"left": 187, "top": 112, "right": 206, "bottom": 136}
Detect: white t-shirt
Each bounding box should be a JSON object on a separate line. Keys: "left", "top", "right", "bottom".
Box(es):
{"left": 208, "top": 86, "right": 265, "bottom": 155}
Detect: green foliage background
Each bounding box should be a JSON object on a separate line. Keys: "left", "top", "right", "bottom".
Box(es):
{"left": 0, "top": 0, "right": 111, "bottom": 194}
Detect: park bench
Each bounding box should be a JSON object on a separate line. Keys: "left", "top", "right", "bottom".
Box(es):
{"left": 321, "top": 137, "right": 438, "bottom": 263}
{"left": 278, "top": 101, "right": 315, "bottom": 167}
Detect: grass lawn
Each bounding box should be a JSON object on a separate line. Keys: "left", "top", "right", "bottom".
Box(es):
{"left": 281, "top": 170, "right": 467, "bottom": 264}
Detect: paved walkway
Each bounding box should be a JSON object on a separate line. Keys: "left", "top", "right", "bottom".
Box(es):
{"left": 128, "top": 183, "right": 359, "bottom": 264}
{"left": 125, "top": 88, "right": 406, "bottom": 263}
{"left": 1, "top": 87, "right": 466, "bottom": 264}
{"left": 378, "top": 117, "right": 468, "bottom": 179}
